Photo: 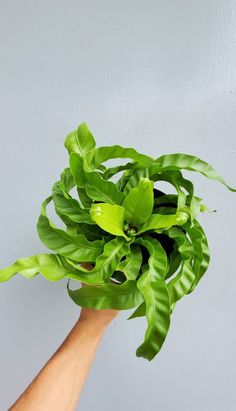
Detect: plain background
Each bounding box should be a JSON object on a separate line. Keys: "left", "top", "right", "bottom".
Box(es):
{"left": 0, "top": 1, "right": 236, "bottom": 410}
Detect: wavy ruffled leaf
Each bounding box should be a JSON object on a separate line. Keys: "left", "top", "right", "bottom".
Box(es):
{"left": 151, "top": 170, "right": 187, "bottom": 213}
{"left": 90, "top": 203, "right": 129, "bottom": 239}
{"left": 64, "top": 237, "right": 132, "bottom": 285}
{"left": 70, "top": 153, "right": 124, "bottom": 204}
{"left": 136, "top": 269, "right": 170, "bottom": 360}
{"left": 67, "top": 280, "right": 143, "bottom": 309}
{"left": 91, "top": 145, "right": 154, "bottom": 169}
{"left": 122, "top": 178, "right": 154, "bottom": 226}
{"left": 75, "top": 222, "right": 108, "bottom": 241}
{"left": 103, "top": 162, "right": 135, "bottom": 180}
{"left": 115, "top": 244, "right": 142, "bottom": 280}
{"left": 0, "top": 254, "right": 80, "bottom": 282}
{"left": 154, "top": 192, "right": 204, "bottom": 226}
{"left": 166, "top": 247, "right": 182, "bottom": 280}
{"left": 54, "top": 208, "right": 78, "bottom": 229}
{"left": 52, "top": 182, "right": 93, "bottom": 224}
{"left": 37, "top": 196, "right": 104, "bottom": 262}
{"left": 133, "top": 236, "right": 170, "bottom": 360}
{"left": 185, "top": 219, "right": 210, "bottom": 293}
{"left": 161, "top": 226, "right": 195, "bottom": 308}
{"left": 153, "top": 170, "right": 199, "bottom": 227}
{"left": 170, "top": 172, "right": 198, "bottom": 226}
{"left": 151, "top": 153, "right": 236, "bottom": 192}
{"left": 127, "top": 263, "right": 150, "bottom": 320}
{"left": 85, "top": 172, "right": 125, "bottom": 204}
{"left": 168, "top": 172, "right": 205, "bottom": 228}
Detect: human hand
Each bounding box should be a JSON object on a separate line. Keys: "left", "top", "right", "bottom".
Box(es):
{"left": 9, "top": 262, "right": 119, "bottom": 411}
{"left": 77, "top": 262, "right": 120, "bottom": 330}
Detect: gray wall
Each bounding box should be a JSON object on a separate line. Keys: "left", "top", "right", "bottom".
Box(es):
{"left": 0, "top": 1, "right": 235, "bottom": 410}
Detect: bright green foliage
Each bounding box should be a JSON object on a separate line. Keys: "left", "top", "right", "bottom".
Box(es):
{"left": 90, "top": 203, "right": 129, "bottom": 239}
{"left": 122, "top": 178, "right": 154, "bottom": 226}
{"left": 67, "top": 280, "right": 143, "bottom": 310}
{"left": 0, "top": 122, "right": 235, "bottom": 361}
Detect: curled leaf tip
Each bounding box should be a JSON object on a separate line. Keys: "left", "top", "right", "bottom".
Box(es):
{"left": 176, "top": 211, "right": 189, "bottom": 223}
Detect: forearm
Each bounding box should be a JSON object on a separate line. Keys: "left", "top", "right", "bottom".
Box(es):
{"left": 9, "top": 317, "right": 107, "bottom": 411}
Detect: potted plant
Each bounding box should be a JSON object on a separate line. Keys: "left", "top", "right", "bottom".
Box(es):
{"left": 0, "top": 123, "right": 235, "bottom": 360}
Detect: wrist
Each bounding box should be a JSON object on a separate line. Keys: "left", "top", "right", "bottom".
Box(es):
{"left": 75, "top": 316, "right": 109, "bottom": 336}
{"left": 79, "top": 307, "right": 119, "bottom": 329}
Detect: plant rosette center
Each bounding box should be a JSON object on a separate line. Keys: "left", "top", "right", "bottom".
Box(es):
{"left": 123, "top": 221, "right": 138, "bottom": 237}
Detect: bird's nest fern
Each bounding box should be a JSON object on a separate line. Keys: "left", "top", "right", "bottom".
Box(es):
{"left": 0, "top": 123, "right": 235, "bottom": 361}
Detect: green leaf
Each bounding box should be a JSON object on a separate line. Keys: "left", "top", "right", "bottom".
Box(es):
{"left": 115, "top": 244, "right": 142, "bottom": 280}
{"left": 188, "top": 196, "right": 201, "bottom": 223}
{"left": 0, "top": 254, "right": 79, "bottom": 282}
{"left": 70, "top": 153, "right": 124, "bottom": 204}
{"left": 151, "top": 153, "right": 236, "bottom": 192}
{"left": 91, "top": 145, "right": 154, "bottom": 169}
{"left": 134, "top": 236, "right": 171, "bottom": 360}
{"left": 126, "top": 263, "right": 151, "bottom": 319}
{"left": 116, "top": 168, "right": 134, "bottom": 191}
{"left": 103, "top": 162, "right": 135, "bottom": 180}
{"left": 64, "top": 122, "right": 96, "bottom": 159}
{"left": 37, "top": 196, "right": 104, "bottom": 262}
{"left": 54, "top": 207, "right": 78, "bottom": 229}
{"left": 77, "top": 187, "right": 93, "bottom": 208}
{"left": 67, "top": 280, "right": 143, "bottom": 309}
{"left": 123, "top": 167, "right": 150, "bottom": 195}
{"left": 154, "top": 193, "right": 204, "bottom": 226}
{"left": 52, "top": 182, "right": 93, "bottom": 224}
{"left": 85, "top": 172, "right": 124, "bottom": 204}
{"left": 59, "top": 167, "right": 75, "bottom": 198}
{"left": 122, "top": 178, "right": 154, "bottom": 226}
{"left": 90, "top": 203, "right": 129, "bottom": 239}
{"left": 69, "top": 152, "right": 87, "bottom": 187}
{"left": 151, "top": 170, "right": 187, "bottom": 213}
{"left": 76, "top": 222, "right": 108, "bottom": 241}
{"left": 138, "top": 211, "right": 189, "bottom": 234}
{"left": 135, "top": 236, "right": 168, "bottom": 281}
{"left": 161, "top": 171, "right": 202, "bottom": 227}
{"left": 185, "top": 219, "right": 210, "bottom": 293}
{"left": 166, "top": 247, "right": 182, "bottom": 280}
{"left": 64, "top": 237, "right": 132, "bottom": 285}
{"left": 162, "top": 226, "right": 195, "bottom": 308}
{"left": 54, "top": 167, "right": 96, "bottom": 225}
{"left": 153, "top": 171, "right": 197, "bottom": 225}
{"left": 127, "top": 301, "right": 146, "bottom": 320}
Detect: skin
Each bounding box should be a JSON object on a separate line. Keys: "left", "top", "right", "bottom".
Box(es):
{"left": 9, "top": 263, "right": 119, "bottom": 411}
